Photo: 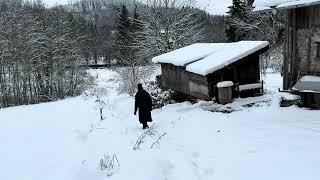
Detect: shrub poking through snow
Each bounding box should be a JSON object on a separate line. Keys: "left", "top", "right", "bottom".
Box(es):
{"left": 133, "top": 126, "right": 156, "bottom": 150}
{"left": 115, "top": 66, "right": 156, "bottom": 96}
{"left": 150, "top": 132, "right": 168, "bottom": 149}
{"left": 92, "top": 87, "right": 109, "bottom": 121}
{"left": 100, "top": 154, "right": 120, "bottom": 177}
{"left": 144, "top": 82, "right": 175, "bottom": 109}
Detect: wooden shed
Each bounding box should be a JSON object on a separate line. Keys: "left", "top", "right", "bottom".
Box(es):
{"left": 152, "top": 41, "right": 269, "bottom": 101}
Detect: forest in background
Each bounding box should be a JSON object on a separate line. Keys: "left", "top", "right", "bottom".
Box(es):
{"left": 0, "top": 0, "right": 284, "bottom": 107}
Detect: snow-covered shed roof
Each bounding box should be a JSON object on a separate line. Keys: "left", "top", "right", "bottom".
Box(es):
{"left": 151, "top": 43, "right": 227, "bottom": 66}
{"left": 152, "top": 41, "right": 269, "bottom": 76}
{"left": 253, "top": 0, "right": 320, "bottom": 12}
{"left": 292, "top": 76, "right": 320, "bottom": 93}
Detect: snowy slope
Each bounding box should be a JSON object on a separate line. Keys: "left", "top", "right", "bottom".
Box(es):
{"left": 1, "top": 69, "right": 320, "bottom": 180}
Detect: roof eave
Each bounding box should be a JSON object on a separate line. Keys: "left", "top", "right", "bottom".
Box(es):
{"left": 277, "top": 1, "right": 320, "bottom": 10}
{"left": 254, "top": 1, "right": 320, "bottom": 13}
{"left": 252, "top": 8, "right": 273, "bottom": 13}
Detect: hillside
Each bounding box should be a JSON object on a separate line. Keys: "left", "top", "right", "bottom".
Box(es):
{"left": 1, "top": 68, "right": 320, "bottom": 180}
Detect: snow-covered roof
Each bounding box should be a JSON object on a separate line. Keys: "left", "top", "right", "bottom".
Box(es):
{"left": 152, "top": 43, "right": 225, "bottom": 66}
{"left": 292, "top": 75, "right": 320, "bottom": 93}
{"left": 153, "top": 41, "right": 269, "bottom": 76}
{"left": 186, "top": 41, "right": 269, "bottom": 76}
{"left": 253, "top": 0, "right": 320, "bottom": 12}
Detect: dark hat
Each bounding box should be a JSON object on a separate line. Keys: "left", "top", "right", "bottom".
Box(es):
{"left": 138, "top": 83, "right": 143, "bottom": 90}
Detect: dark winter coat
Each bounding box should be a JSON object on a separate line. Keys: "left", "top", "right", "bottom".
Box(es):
{"left": 135, "top": 89, "right": 153, "bottom": 124}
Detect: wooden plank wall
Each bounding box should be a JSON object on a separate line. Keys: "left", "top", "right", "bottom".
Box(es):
{"left": 161, "top": 63, "right": 211, "bottom": 100}
{"left": 188, "top": 72, "right": 210, "bottom": 100}
{"left": 161, "top": 63, "right": 190, "bottom": 94}
{"left": 284, "top": 5, "right": 320, "bottom": 89}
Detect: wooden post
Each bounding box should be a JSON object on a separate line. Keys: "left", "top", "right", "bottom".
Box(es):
{"left": 306, "top": 7, "right": 313, "bottom": 75}
{"left": 283, "top": 10, "right": 290, "bottom": 90}
{"left": 291, "top": 8, "right": 297, "bottom": 89}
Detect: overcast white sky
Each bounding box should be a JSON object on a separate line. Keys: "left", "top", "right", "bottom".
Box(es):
{"left": 42, "top": 0, "right": 232, "bottom": 15}
{"left": 196, "top": 0, "right": 232, "bottom": 15}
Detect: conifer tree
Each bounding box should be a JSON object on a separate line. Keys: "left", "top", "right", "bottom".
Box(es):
{"left": 116, "top": 5, "right": 131, "bottom": 64}
{"left": 225, "top": 0, "right": 249, "bottom": 42}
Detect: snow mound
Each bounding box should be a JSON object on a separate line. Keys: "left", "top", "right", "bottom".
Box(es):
{"left": 292, "top": 75, "right": 320, "bottom": 92}
{"left": 239, "top": 83, "right": 263, "bottom": 91}
{"left": 217, "top": 81, "right": 234, "bottom": 88}
{"left": 300, "top": 75, "right": 320, "bottom": 82}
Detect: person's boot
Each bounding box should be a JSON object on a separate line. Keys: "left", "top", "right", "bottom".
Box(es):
{"left": 142, "top": 124, "right": 149, "bottom": 129}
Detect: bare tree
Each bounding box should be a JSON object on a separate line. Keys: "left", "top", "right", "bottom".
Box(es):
{"left": 137, "top": 0, "right": 205, "bottom": 60}
{"left": 226, "top": 1, "right": 285, "bottom": 71}
{"left": 115, "top": 0, "right": 206, "bottom": 95}
{"left": 0, "top": 0, "right": 92, "bottom": 108}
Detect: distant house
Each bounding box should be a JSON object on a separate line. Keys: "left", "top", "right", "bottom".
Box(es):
{"left": 152, "top": 41, "right": 269, "bottom": 101}
{"left": 254, "top": 0, "right": 320, "bottom": 107}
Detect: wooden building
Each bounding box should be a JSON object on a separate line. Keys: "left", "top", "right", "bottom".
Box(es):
{"left": 283, "top": 1, "right": 320, "bottom": 90}
{"left": 254, "top": 0, "right": 320, "bottom": 107}
{"left": 152, "top": 41, "right": 269, "bottom": 101}
{"left": 254, "top": 0, "right": 320, "bottom": 89}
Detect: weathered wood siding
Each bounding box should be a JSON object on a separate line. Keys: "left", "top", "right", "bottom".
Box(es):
{"left": 284, "top": 5, "right": 320, "bottom": 89}
{"left": 300, "top": 92, "right": 320, "bottom": 108}
{"left": 161, "top": 63, "right": 190, "bottom": 94}
{"left": 188, "top": 72, "right": 210, "bottom": 100}
{"left": 217, "top": 87, "right": 233, "bottom": 105}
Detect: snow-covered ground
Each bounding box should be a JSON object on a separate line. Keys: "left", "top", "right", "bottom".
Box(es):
{"left": 1, "top": 68, "right": 320, "bottom": 180}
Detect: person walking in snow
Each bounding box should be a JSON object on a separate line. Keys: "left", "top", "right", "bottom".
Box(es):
{"left": 134, "top": 84, "right": 153, "bottom": 129}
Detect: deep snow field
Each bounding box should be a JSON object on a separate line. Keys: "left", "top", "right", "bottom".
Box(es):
{"left": 1, "top": 68, "right": 320, "bottom": 180}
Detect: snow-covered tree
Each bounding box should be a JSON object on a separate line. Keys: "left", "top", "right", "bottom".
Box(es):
{"left": 225, "top": 0, "right": 285, "bottom": 71}
{"left": 226, "top": 0, "right": 249, "bottom": 42}
{"left": 138, "top": 0, "right": 205, "bottom": 60}
{"left": 0, "top": 0, "right": 92, "bottom": 107}
{"left": 115, "top": 5, "right": 132, "bottom": 64}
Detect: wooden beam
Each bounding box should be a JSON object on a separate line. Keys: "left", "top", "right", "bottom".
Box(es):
{"left": 306, "top": 7, "right": 313, "bottom": 74}
{"left": 291, "top": 8, "right": 298, "bottom": 88}
{"left": 283, "top": 10, "right": 290, "bottom": 90}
